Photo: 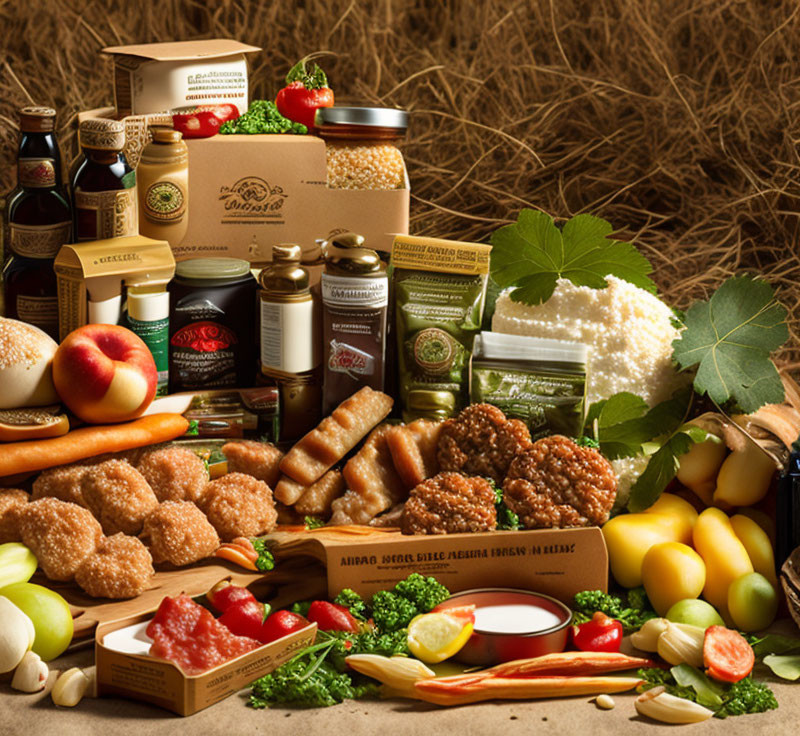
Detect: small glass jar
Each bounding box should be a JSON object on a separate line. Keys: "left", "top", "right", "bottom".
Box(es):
{"left": 314, "top": 107, "right": 408, "bottom": 191}
{"left": 168, "top": 258, "right": 257, "bottom": 392}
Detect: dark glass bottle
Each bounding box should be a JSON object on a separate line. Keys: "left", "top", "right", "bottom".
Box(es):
{"left": 71, "top": 118, "right": 137, "bottom": 242}
{"left": 3, "top": 106, "right": 72, "bottom": 339}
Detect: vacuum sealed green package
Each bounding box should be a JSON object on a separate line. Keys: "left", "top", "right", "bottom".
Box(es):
{"left": 470, "top": 331, "right": 587, "bottom": 438}
{"left": 390, "top": 234, "right": 492, "bottom": 419}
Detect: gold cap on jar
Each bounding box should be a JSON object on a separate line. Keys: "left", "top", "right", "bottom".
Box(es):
{"left": 79, "top": 118, "right": 126, "bottom": 151}
{"left": 323, "top": 232, "right": 383, "bottom": 275}
{"left": 150, "top": 126, "right": 183, "bottom": 144}
{"left": 259, "top": 244, "right": 310, "bottom": 297}
{"left": 19, "top": 106, "right": 56, "bottom": 133}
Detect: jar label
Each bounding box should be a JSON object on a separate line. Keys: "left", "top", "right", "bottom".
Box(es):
{"left": 9, "top": 221, "right": 71, "bottom": 259}
{"left": 75, "top": 187, "right": 138, "bottom": 241}
{"left": 144, "top": 180, "right": 187, "bottom": 223}
{"left": 15, "top": 295, "right": 59, "bottom": 331}
{"left": 259, "top": 298, "right": 317, "bottom": 374}
{"left": 321, "top": 273, "right": 388, "bottom": 308}
{"left": 128, "top": 315, "right": 169, "bottom": 396}
{"left": 327, "top": 339, "right": 375, "bottom": 377}
{"left": 170, "top": 320, "right": 239, "bottom": 389}
{"left": 18, "top": 158, "right": 56, "bottom": 188}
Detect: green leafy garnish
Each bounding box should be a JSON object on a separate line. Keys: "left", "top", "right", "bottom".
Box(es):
{"left": 285, "top": 57, "right": 329, "bottom": 89}
{"left": 572, "top": 588, "right": 656, "bottom": 633}
{"left": 304, "top": 516, "right": 326, "bottom": 530}
{"left": 672, "top": 275, "right": 788, "bottom": 413}
{"left": 638, "top": 668, "right": 778, "bottom": 718}
{"left": 220, "top": 100, "right": 307, "bottom": 135}
{"left": 489, "top": 479, "right": 520, "bottom": 530}
{"left": 489, "top": 210, "right": 655, "bottom": 305}
{"left": 250, "top": 537, "right": 275, "bottom": 572}
{"left": 751, "top": 633, "right": 800, "bottom": 659}
{"left": 333, "top": 588, "right": 369, "bottom": 621}
{"left": 584, "top": 392, "right": 660, "bottom": 460}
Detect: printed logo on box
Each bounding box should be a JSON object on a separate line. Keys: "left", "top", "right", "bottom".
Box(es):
{"left": 218, "top": 176, "right": 287, "bottom": 223}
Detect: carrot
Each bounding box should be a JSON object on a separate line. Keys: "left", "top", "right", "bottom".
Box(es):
{"left": 413, "top": 675, "right": 644, "bottom": 706}
{"left": 486, "top": 651, "right": 657, "bottom": 678}
{"left": 214, "top": 546, "right": 259, "bottom": 571}
{"left": 703, "top": 626, "right": 754, "bottom": 683}
{"left": 0, "top": 413, "right": 189, "bottom": 477}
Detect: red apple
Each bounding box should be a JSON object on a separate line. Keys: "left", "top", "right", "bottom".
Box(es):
{"left": 53, "top": 324, "right": 157, "bottom": 424}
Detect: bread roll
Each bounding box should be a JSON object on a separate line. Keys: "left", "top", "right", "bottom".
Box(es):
{"left": 0, "top": 318, "right": 59, "bottom": 409}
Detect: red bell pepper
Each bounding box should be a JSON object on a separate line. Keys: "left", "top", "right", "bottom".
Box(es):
{"left": 206, "top": 580, "right": 257, "bottom": 613}
{"left": 571, "top": 612, "right": 623, "bottom": 653}
{"left": 275, "top": 58, "right": 334, "bottom": 132}
{"left": 172, "top": 104, "right": 240, "bottom": 138}
{"left": 307, "top": 600, "right": 360, "bottom": 632}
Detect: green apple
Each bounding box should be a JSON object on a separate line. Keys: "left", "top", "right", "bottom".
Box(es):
{"left": 0, "top": 543, "right": 38, "bottom": 589}
{"left": 728, "top": 573, "right": 778, "bottom": 632}
{"left": 666, "top": 598, "right": 725, "bottom": 629}
{"left": 0, "top": 582, "right": 73, "bottom": 661}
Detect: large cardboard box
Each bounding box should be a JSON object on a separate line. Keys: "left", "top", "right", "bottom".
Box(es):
{"left": 178, "top": 134, "right": 410, "bottom": 261}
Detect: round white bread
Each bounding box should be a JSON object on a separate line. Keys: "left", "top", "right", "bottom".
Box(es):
{"left": 0, "top": 318, "right": 60, "bottom": 409}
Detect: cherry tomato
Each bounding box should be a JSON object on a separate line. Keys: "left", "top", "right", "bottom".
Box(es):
{"left": 260, "top": 610, "right": 310, "bottom": 643}
{"left": 206, "top": 581, "right": 257, "bottom": 613}
{"left": 307, "top": 600, "right": 359, "bottom": 632}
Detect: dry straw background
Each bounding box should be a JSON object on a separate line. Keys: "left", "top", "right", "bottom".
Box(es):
{"left": 2, "top": 0, "right": 800, "bottom": 362}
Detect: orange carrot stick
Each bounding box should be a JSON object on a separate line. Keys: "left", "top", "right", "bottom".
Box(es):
{"left": 214, "top": 546, "right": 258, "bottom": 570}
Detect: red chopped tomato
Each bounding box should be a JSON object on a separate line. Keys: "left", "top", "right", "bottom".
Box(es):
{"left": 703, "top": 625, "right": 755, "bottom": 683}
{"left": 146, "top": 594, "right": 260, "bottom": 675}
{"left": 431, "top": 604, "right": 477, "bottom": 625}
{"left": 307, "top": 601, "right": 359, "bottom": 632}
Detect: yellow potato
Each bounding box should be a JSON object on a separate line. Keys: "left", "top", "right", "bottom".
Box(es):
{"left": 642, "top": 542, "right": 706, "bottom": 616}
{"left": 730, "top": 514, "right": 778, "bottom": 588}
{"left": 713, "top": 441, "right": 776, "bottom": 507}
{"left": 676, "top": 433, "right": 727, "bottom": 506}
{"left": 692, "top": 508, "right": 753, "bottom": 613}
{"left": 735, "top": 507, "right": 776, "bottom": 544}
{"left": 643, "top": 493, "right": 698, "bottom": 543}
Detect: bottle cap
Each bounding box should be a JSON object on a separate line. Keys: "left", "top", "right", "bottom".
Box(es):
{"left": 127, "top": 290, "right": 170, "bottom": 322}
{"left": 259, "top": 244, "right": 310, "bottom": 295}
{"left": 88, "top": 294, "right": 122, "bottom": 326}
{"left": 323, "top": 232, "right": 383, "bottom": 275}
{"left": 150, "top": 126, "right": 183, "bottom": 144}
{"left": 79, "top": 118, "right": 126, "bottom": 151}
{"left": 19, "top": 107, "right": 56, "bottom": 133}
{"left": 407, "top": 389, "right": 457, "bottom": 414}
{"left": 314, "top": 107, "right": 408, "bottom": 140}
{"left": 176, "top": 257, "right": 252, "bottom": 283}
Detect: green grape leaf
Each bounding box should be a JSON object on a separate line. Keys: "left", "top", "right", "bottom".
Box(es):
{"left": 672, "top": 276, "right": 788, "bottom": 413}
{"left": 489, "top": 210, "right": 655, "bottom": 305}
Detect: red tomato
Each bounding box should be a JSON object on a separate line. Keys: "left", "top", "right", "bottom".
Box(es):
{"left": 703, "top": 625, "right": 755, "bottom": 683}
{"left": 172, "top": 104, "right": 240, "bottom": 139}
{"left": 260, "top": 610, "right": 310, "bottom": 643}
{"left": 570, "top": 612, "right": 623, "bottom": 653}
{"left": 307, "top": 601, "right": 360, "bottom": 632}
{"left": 206, "top": 581, "right": 257, "bottom": 613}
{"left": 218, "top": 600, "right": 269, "bottom": 641}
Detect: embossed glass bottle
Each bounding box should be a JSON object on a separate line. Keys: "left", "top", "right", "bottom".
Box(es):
{"left": 71, "top": 118, "right": 137, "bottom": 241}
{"left": 3, "top": 106, "right": 72, "bottom": 339}
{"left": 137, "top": 127, "right": 189, "bottom": 246}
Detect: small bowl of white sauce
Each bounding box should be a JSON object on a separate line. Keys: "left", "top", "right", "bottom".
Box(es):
{"left": 434, "top": 588, "right": 573, "bottom": 665}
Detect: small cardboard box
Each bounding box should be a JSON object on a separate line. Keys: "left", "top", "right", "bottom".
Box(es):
{"left": 177, "top": 134, "right": 410, "bottom": 261}
{"left": 95, "top": 614, "right": 317, "bottom": 717}
{"left": 101, "top": 40, "right": 260, "bottom": 116}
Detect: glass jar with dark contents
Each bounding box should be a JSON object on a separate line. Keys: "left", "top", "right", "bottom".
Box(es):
{"left": 169, "top": 258, "right": 257, "bottom": 392}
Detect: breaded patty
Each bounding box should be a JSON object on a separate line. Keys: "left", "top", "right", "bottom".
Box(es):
{"left": 0, "top": 488, "right": 29, "bottom": 543}
{"left": 199, "top": 473, "right": 277, "bottom": 542}
{"left": 32, "top": 464, "right": 89, "bottom": 507}
{"left": 401, "top": 472, "right": 497, "bottom": 535}
{"left": 136, "top": 447, "right": 208, "bottom": 503}
{"left": 75, "top": 533, "right": 154, "bottom": 599}
{"left": 437, "top": 403, "right": 532, "bottom": 484}
{"left": 19, "top": 497, "right": 103, "bottom": 581}
{"left": 504, "top": 435, "right": 617, "bottom": 528}
{"left": 141, "top": 501, "right": 220, "bottom": 566}
{"left": 222, "top": 440, "right": 283, "bottom": 488}
{"left": 81, "top": 459, "right": 159, "bottom": 535}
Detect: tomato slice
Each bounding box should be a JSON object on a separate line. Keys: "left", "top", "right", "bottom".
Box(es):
{"left": 703, "top": 625, "right": 755, "bottom": 683}
{"left": 431, "top": 603, "right": 476, "bottom": 625}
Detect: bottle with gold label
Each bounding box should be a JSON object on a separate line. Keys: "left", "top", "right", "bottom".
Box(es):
{"left": 137, "top": 127, "right": 189, "bottom": 246}
{"left": 2, "top": 106, "right": 72, "bottom": 339}
{"left": 72, "top": 118, "right": 137, "bottom": 242}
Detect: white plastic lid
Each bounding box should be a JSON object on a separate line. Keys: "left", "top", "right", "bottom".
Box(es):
{"left": 88, "top": 295, "right": 122, "bottom": 326}
{"left": 127, "top": 290, "right": 170, "bottom": 322}
{"left": 474, "top": 331, "right": 588, "bottom": 365}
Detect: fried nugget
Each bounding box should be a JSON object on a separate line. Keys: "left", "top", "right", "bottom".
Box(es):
{"left": 294, "top": 469, "right": 346, "bottom": 517}
{"left": 75, "top": 533, "right": 154, "bottom": 599}
{"left": 437, "top": 403, "right": 532, "bottom": 484}
{"left": 19, "top": 497, "right": 103, "bottom": 581}
{"left": 81, "top": 459, "right": 159, "bottom": 535}
{"left": 0, "top": 489, "right": 29, "bottom": 543}
{"left": 136, "top": 447, "right": 208, "bottom": 503}
{"left": 32, "top": 464, "right": 89, "bottom": 507}
{"left": 402, "top": 472, "right": 497, "bottom": 535}
{"left": 386, "top": 419, "right": 443, "bottom": 487}
{"left": 503, "top": 435, "right": 617, "bottom": 528}
{"left": 200, "top": 473, "right": 277, "bottom": 541}
{"left": 330, "top": 425, "right": 408, "bottom": 526}
{"left": 141, "top": 501, "right": 221, "bottom": 566}
{"left": 222, "top": 440, "right": 284, "bottom": 488}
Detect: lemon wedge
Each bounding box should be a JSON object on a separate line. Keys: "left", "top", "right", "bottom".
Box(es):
{"left": 407, "top": 612, "right": 473, "bottom": 664}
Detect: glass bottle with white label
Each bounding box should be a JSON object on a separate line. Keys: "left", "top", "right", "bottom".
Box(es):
{"left": 3, "top": 106, "right": 72, "bottom": 339}
{"left": 321, "top": 232, "right": 388, "bottom": 414}
{"left": 71, "top": 118, "right": 137, "bottom": 242}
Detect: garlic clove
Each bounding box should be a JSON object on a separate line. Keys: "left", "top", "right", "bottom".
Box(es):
{"left": 635, "top": 687, "right": 714, "bottom": 724}
{"left": 11, "top": 651, "right": 48, "bottom": 693}
{"left": 656, "top": 621, "right": 705, "bottom": 667}
{"left": 629, "top": 617, "right": 668, "bottom": 652}
{"left": 0, "top": 596, "right": 36, "bottom": 673}
{"left": 51, "top": 667, "right": 90, "bottom": 708}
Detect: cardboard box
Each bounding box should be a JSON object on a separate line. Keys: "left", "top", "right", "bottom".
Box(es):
{"left": 101, "top": 40, "right": 260, "bottom": 116}
{"left": 178, "top": 134, "right": 410, "bottom": 261}
{"left": 95, "top": 614, "right": 316, "bottom": 717}
{"left": 272, "top": 526, "right": 609, "bottom": 603}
